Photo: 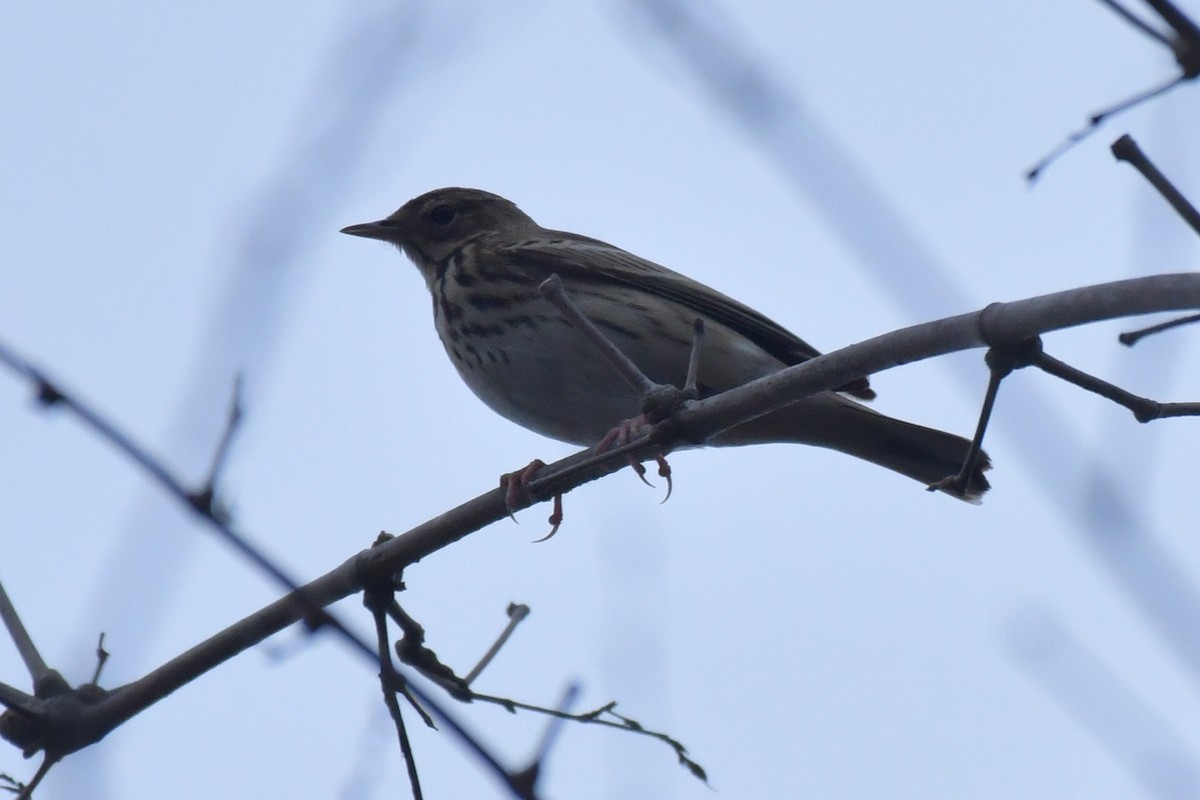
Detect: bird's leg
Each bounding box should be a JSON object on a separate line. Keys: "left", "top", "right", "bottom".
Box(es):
{"left": 684, "top": 318, "right": 705, "bottom": 396}
{"left": 633, "top": 320, "right": 704, "bottom": 503}
{"left": 539, "top": 276, "right": 705, "bottom": 504}
{"left": 538, "top": 275, "right": 661, "bottom": 396}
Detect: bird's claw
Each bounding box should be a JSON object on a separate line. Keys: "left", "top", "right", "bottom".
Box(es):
{"left": 531, "top": 494, "right": 564, "bottom": 542}
{"left": 596, "top": 417, "right": 675, "bottom": 501}
{"left": 501, "top": 459, "right": 566, "bottom": 538}
{"left": 656, "top": 454, "right": 673, "bottom": 504}
{"left": 630, "top": 459, "right": 653, "bottom": 487}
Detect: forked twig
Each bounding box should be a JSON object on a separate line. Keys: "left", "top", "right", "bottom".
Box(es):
{"left": 1027, "top": 0, "right": 1200, "bottom": 180}
{"left": 0, "top": 339, "right": 538, "bottom": 800}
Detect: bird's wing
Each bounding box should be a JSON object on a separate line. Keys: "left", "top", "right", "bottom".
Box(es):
{"left": 500, "top": 234, "right": 875, "bottom": 400}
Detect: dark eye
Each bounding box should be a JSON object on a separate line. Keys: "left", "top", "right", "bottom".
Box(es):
{"left": 429, "top": 204, "right": 456, "bottom": 226}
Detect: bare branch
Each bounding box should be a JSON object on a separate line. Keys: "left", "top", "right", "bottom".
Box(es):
{"left": 0, "top": 349, "right": 538, "bottom": 799}
{"left": 1026, "top": 75, "right": 1184, "bottom": 182}
{"left": 464, "top": 604, "right": 532, "bottom": 687}
{"left": 1143, "top": 0, "right": 1200, "bottom": 61}
{"left": 1112, "top": 134, "right": 1200, "bottom": 235}
{"left": 673, "top": 274, "right": 1200, "bottom": 448}
{"left": 1094, "top": 0, "right": 1173, "bottom": 44}
{"left": 1035, "top": 351, "right": 1200, "bottom": 421}
{"left": 2, "top": 271, "right": 1198, "bottom": 789}
{"left": 0, "top": 584, "right": 54, "bottom": 691}
{"left": 366, "top": 592, "right": 423, "bottom": 800}
{"left": 1027, "top": 0, "right": 1200, "bottom": 180}
{"left": 188, "top": 375, "right": 246, "bottom": 521}
{"left": 509, "top": 684, "right": 579, "bottom": 797}
{"left": 471, "top": 693, "right": 708, "bottom": 783}
{"left": 1120, "top": 311, "right": 1200, "bottom": 345}
{"left": 90, "top": 633, "right": 109, "bottom": 686}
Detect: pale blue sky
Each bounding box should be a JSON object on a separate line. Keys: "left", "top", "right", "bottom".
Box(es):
{"left": 2, "top": 1, "right": 1199, "bottom": 798}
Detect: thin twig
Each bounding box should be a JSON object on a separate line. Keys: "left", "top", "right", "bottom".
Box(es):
{"left": 1035, "top": 351, "right": 1200, "bottom": 421}
{"left": 0, "top": 340, "right": 537, "bottom": 800}
{"left": 0, "top": 584, "right": 52, "bottom": 688}
{"left": 464, "top": 604, "right": 531, "bottom": 686}
{"left": 91, "top": 633, "right": 109, "bottom": 686}
{"left": 10, "top": 756, "right": 55, "bottom": 800}
{"left": 509, "top": 684, "right": 580, "bottom": 796}
{"left": 1143, "top": 0, "right": 1200, "bottom": 54}
{"left": 1119, "top": 311, "right": 1200, "bottom": 345}
{"left": 4, "top": 272, "right": 1200, "bottom": 788}
{"left": 1026, "top": 75, "right": 1183, "bottom": 181}
{"left": 1111, "top": 134, "right": 1200, "bottom": 235}
{"left": 1026, "top": 0, "right": 1200, "bottom": 181}
{"left": 370, "top": 602, "right": 423, "bottom": 800}
{"left": 472, "top": 692, "right": 707, "bottom": 783}
{"left": 190, "top": 374, "right": 245, "bottom": 520}
{"left": 1094, "top": 0, "right": 1172, "bottom": 45}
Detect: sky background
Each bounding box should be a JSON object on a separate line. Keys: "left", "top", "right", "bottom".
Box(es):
{"left": 2, "top": 1, "right": 1200, "bottom": 798}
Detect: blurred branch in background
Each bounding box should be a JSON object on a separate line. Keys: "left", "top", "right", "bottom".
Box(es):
{"left": 60, "top": 1, "right": 529, "bottom": 796}
{"left": 70, "top": 0, "right": 521, "bottom": 686}
{"left": 1008, "top": 607, "right": 1200, "bottom": 799}
{"left": 6, "top": 269, "right": 1197, "bottom": 794}
{"left": 0, "top": 340, "right": 548, "bottom": 800}
{"left": 617, "top": 0, "right": 1200, "bottom": 731}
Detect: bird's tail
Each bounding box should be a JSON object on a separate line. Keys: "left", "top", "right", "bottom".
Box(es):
{"left": 712, "top": 394, "right": 991, "bottom": 502}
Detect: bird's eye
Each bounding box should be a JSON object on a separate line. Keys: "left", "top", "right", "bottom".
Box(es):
{"left": 429, "top": 204, "right": 456, "bottom": 226}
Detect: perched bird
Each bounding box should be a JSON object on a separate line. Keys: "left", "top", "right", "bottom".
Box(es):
{"left": 342, "top": 187, "right": 990, "bottom": 500}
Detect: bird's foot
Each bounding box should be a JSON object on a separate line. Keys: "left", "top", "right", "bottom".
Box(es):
{"left": 499, "top": 459, "right": 564, "bottom": 541}
{"left": 595, "top": 416, "right": 674, "bottom": 503}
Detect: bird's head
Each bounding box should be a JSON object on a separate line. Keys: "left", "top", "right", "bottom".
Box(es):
{"left": 341, "top": 187, "right": 535, "bottom": 281}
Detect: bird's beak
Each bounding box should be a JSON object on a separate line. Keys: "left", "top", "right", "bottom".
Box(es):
{"left": 339, "top": 220, "right": 399, "bottom": 241}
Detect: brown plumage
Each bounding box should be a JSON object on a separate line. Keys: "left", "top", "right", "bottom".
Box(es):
{"left": 342, "top": 187, "right": 990, "bottom": 500}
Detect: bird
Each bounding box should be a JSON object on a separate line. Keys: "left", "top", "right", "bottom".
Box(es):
{"left": 341, "top": 187, "right": 990, "bottom": 502}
